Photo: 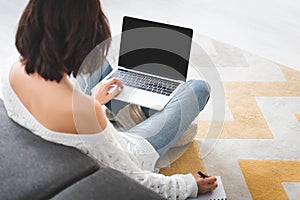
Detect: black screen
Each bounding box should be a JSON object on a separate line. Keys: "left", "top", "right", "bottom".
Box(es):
{"left": 118, "top": 16, "right": 193, "bottom": 81}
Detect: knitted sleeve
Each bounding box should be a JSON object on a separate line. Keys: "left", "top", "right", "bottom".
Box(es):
{"left": 133, "top": 171, "right": 198, "bottom": 200}
{"left": 105, "top": 132, "right": 199, "bottom": 199}
{"left": 92, "top": 135, "right": 198, "bottom": 200}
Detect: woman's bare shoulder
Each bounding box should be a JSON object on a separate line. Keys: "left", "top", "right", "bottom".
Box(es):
{"left": 9, "top": 62, "right": 25, "bottom": 85}
{"left": 72, "top": 91, "right": 107, "bottom": 134}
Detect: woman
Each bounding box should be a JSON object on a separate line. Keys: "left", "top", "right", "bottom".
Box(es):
{"left": 2, "top": 0, "right": 217, "bottom": 199}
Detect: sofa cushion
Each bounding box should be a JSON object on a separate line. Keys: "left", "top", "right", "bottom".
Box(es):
{"left": 52, "top": 168, "right": 165, "bottom": 200}
{"left": 0, "top": 99, "right": 99, "bottom": 200}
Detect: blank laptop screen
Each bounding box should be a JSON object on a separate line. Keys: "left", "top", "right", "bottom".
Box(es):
{"left": 118, "top": 16, "right": 193, "bottom": 81}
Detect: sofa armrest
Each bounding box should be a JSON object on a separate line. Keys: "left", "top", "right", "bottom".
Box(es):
{"left": 0, "top": 100, "right": 99, "bottom": 200}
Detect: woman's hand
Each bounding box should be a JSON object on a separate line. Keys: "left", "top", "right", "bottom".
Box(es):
{"left": 193, "top": 173, "right": 218, "bottom": 194}
{"left": 94, "top": 78, "right": 123, "bottom": 105}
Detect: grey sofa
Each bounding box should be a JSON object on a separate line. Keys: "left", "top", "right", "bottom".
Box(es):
{"left": 0, "top": 99, "right": 165, "bottom": 200}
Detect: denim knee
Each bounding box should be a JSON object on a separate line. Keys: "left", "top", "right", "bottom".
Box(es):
{"left": 188, "top": 80, "right": 211, "bottom": 111}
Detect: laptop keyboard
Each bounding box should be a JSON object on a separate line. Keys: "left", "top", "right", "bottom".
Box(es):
{"left": 109, "top": 69, "right": 180, "bottom": 96}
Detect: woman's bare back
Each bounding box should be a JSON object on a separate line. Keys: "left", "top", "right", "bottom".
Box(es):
{"left": 9, "top": 62, "right": 107, "bottom": 134}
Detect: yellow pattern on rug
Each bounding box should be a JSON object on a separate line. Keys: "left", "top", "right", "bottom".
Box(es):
{"left": 160, "top": 141, "right": 206, "bottom": 176}
{"left": 197, "top": 65, "right": 300, "bottom": 139}
{"left": 295, "top": 114, "right": 300, "bottom": 123}
{"left": 239, "top": 160, "right": 300, "bottom": 200}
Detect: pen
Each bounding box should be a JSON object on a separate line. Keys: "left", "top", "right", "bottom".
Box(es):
{"left": 198, "top": 171, "right": 209, "bottom": 179}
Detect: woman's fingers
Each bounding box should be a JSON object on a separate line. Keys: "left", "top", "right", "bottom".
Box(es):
{"left": 107, "top": 85, "right": 122, "bottom": 98}
{"left": 93, "top": 78, "right": 123, "bottom": 105}
{"left": 214, "top": 181, "right": 218, "bottom": 188}
{"left": 204, "top": 176, "right": 217, "bottom": 184}
{"left": 203, "top": 179, "right": 218, "bottom": 192}
{"left": 193, "top": 174, "right": 218, "bottom": 194}
{"left": 106, "top": 78, "right": 123, "bottom": 88}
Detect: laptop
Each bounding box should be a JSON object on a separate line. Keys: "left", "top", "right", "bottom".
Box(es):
{"left": 101, "top": 16, "right": 193, "bottom": 111}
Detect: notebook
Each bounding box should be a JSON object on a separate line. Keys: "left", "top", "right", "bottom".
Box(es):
{"left": 188, "top": 176, "right": 227, "bottom": 200}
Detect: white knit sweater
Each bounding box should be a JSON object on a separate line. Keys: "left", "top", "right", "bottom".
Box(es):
{"left": 1, "top": 70, "right": 198, "bottom": 199}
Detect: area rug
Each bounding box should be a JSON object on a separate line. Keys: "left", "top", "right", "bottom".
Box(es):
{"left": 160, "top": 34, "right": 300, "bottom": 200}
{"left": 159, "top": 141, "right": 206, "bottom": 176}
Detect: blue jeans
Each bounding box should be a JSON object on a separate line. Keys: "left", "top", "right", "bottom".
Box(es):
{"left": 76, "top": 60, "right": 210, "bottom": 157}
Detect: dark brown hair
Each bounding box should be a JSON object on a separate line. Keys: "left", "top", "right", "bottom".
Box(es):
{"left": 15, "top": 0, "right": 111, "bottom": 82}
